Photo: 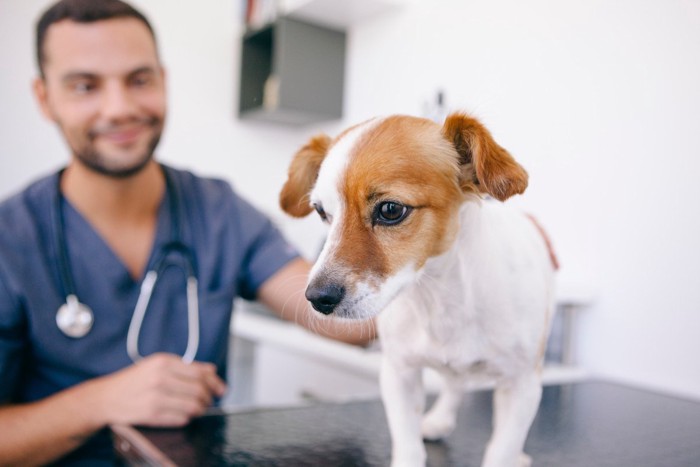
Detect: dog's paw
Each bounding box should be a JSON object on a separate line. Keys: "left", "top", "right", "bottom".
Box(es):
{"left": 420, "top": 412, "right": 456, "bottom": 441}
{"left": 481, "top": 451, "right": 532, "bottom": 467}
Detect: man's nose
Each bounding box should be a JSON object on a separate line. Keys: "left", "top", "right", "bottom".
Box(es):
{"left": 101, "top": 82, "right": 137, "bottom": 120}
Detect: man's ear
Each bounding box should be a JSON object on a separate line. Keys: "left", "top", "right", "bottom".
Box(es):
{"left": 32, "top": 77, "right": 54, "bottom": 121}
{"left": 279, "top": 134, "right": 331, "bottom": 217}
{"left": 441, "top": 112, "right": 528, "bottom": 201}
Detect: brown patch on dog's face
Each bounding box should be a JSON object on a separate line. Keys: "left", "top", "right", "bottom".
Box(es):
{"left": 331, "top": 116, "right": 464, "bottom": 285}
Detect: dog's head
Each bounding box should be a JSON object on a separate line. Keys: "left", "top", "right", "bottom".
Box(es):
{"left": 280, "top": 113, "right": 527, "bottom": 319}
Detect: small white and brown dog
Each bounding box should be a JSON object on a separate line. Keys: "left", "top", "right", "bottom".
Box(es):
{"left": 280, "top": 112, "right": 558, "bottom": 467}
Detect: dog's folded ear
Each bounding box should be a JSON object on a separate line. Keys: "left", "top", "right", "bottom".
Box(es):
{"left": 280, "top": 134, "right": 331, "bottom": 217}
{"left": 442, "top": 113, "right": 528, "bottom": 201}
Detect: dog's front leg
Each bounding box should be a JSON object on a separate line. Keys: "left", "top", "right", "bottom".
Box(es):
{"left": 481, "top": 371, "right": 542, "bottom": 467}
{"left": 380, "top": 355, "right": 426, "bottom": 467}
{"left": 421, "top": 370, "right": 464, "bottom": 440}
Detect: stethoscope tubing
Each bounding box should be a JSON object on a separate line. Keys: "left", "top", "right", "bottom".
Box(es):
{"left": 126, "top": 254, "right": 200, "bottom": 364}
{"left": 54, "top": 166, "right": 200, "bottom": 362}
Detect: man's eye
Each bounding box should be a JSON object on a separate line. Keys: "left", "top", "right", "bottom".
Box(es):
{"left": 131, "top": 74, "right": 154, "bottom": 87}
{"left": 71, "top": 81, "right": 95, "bottom": 94}
{"left": 374, "top": 201, "right": 411, "bottom": 226}
{"left": 313, "top": 203, "right": 330, "bottom": 223}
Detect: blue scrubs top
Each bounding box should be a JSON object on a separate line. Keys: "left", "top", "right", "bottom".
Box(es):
{"left": 0, "top": 164, "right": 298, "bottom": 408}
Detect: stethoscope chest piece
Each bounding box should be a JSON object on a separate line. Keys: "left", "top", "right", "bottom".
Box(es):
{"left": 56, "top": 294, "right": 94, "bottom": 338}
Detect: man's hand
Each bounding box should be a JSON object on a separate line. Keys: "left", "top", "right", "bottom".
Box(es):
{"left": 90, "top": 353, "right": 227, "bottom": 427}
{"left": 0, "top": 353, "right": 227, "bottom": 466}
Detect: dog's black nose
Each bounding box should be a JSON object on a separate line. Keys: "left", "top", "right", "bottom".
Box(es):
{"left": 306, "top": 283, "right": 345, "bottom": 315}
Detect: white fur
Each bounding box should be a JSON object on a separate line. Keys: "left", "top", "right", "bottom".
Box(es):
{"left": 305, "top": 122, "right": 555, "bottom": 467}
{"left": 309, "top": 117, "right": 382, "bottom": 221}
{"left": 375, "top": 201, "right": 555, "bottom": 466}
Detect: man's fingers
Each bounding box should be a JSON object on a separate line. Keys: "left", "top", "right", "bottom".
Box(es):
{"left": 165, "top": 360, "right": 227, "bottom": 402}
{"left": 117, "top": 354, "right": 227, "bottom": 427}
{"left": 139, "top": 395, "right": 207, "bottom": 427}
{"left": 202, "top": 367, "right": 227, "bottom": 397}
{"left": 176, "top": 361, "right": 227, "bottom": 398}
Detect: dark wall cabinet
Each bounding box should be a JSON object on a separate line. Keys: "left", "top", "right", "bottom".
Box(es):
{"left": 238, "top": 17, "right": 346, "bottom": 125}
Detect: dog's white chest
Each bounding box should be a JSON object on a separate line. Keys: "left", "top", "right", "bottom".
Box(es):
{"left": 414, "top": 327, "right": 496, "bottom": 377}
{"left": 378, "top": 291, "right": 505, "bottom": 378}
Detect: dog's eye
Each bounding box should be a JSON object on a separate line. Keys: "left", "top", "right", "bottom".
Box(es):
{"left": 313, "top": 203, "right": 330, "bottom": 223}
{"left": 374, "top": 202, "right": 411, "bottom": 226}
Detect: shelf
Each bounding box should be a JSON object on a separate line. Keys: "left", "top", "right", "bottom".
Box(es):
{"left": 238, "top": 17, "right": 346, "bottom": 126}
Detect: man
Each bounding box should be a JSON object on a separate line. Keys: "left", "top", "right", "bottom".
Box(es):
{"left": 0, "top": 0, "right": 374, "bottom": 464}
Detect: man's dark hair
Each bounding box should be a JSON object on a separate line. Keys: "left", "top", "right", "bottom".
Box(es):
{"left": 36, "top": 0, "right": 157, "bottom": 77}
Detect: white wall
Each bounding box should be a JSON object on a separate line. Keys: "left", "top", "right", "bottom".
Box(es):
{"left": 1, "top": 0, "right": 699, "bottom": 400}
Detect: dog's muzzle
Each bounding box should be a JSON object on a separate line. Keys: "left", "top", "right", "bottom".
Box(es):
{"left": 305, "top": 282, "right": 345, "bottom": 315}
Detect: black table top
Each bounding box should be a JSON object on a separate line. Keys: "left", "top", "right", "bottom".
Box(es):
{"left": 113, "top": 381, "right": 700, "bottom": 466}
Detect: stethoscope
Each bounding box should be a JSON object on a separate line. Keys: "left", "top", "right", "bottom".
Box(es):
{"left": 54, "top": 167, "right": 200, "bottom": 363}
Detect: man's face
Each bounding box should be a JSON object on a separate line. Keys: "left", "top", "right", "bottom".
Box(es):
{"left": 34, "top": 18, "right": 166, "bottom": 178}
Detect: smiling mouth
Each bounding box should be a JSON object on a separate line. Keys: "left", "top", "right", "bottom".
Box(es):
{"left": 90, "top": 118, "right": 158, "bottom": 146}
{"left": 100, "top": 127, "right": 145, "bottom": 145}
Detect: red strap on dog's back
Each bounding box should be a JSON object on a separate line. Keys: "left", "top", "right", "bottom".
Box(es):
{"left": 525, "top": 214, "right": 560, "bottom": 271}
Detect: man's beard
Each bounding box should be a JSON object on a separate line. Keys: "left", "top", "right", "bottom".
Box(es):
{"left": 75, "top": 117, "right": 163, "bottom": 178}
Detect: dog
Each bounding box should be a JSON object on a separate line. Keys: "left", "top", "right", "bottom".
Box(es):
{"left": 280, "top": 112, "right": 558, "bottom": 467}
